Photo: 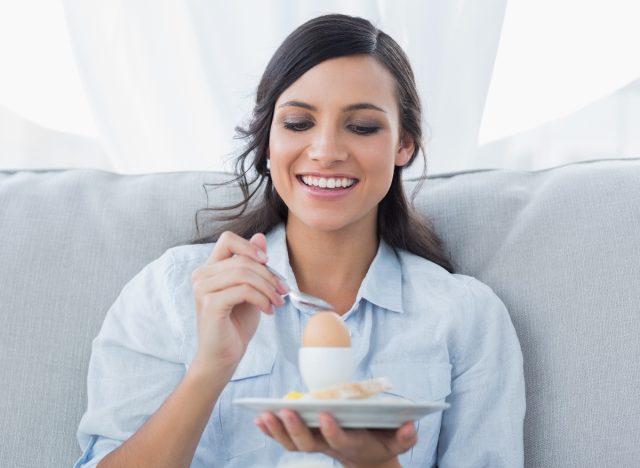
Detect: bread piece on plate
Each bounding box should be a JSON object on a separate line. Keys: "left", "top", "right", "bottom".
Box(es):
{"left": 309, "top": 377, "right": 392, "bottom": 400}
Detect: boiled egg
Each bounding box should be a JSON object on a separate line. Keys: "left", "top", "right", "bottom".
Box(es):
{"left": 299, "top": 311, "right": 355, "bottom": 391}
{"left": 302, "top": 311, "right": 351, "bottom": 347}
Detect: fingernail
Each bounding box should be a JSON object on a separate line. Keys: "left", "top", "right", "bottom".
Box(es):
{"left": 255, "top": 249, "right": 268, "bottom": 262}
{"left": 401, "top": 426, "right": 416, "bottom": 441}
{"left": 319, "top": 412, "right": 334, "bottom": 427}
{"left": 265, "top": 414, "right": 277, "bottom": 429}
{"left": 278, "top": 280, "right": 290, "bottom": 293}
{"left": 283, "top": 411, "right": 295, "bottom": 424}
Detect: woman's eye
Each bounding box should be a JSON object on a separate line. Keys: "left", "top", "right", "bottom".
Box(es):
{"left": 348, "top": 124, "right": 380, "bottom": 135}
{"left": 283, "top": 121, "right": 313, "bottom": 132}
{"left": 282, "top": 121, "right": 379, "bottom": 135}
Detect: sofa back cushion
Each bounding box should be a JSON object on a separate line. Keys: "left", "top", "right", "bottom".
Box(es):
{"left": 1, "top": 159, "right": 638, "bottom": 467}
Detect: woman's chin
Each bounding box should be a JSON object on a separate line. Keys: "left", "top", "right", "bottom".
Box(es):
{"left": 288, "top": 211, "right": 374, "bottom": 235}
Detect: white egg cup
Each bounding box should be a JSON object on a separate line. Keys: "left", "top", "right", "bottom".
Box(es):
{"left": 298, "top": 347, "right": 355, "bottom": 391}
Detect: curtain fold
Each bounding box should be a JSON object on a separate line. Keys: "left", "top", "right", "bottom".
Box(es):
{"left": 61, "top": 1, "right": 506, "bottom": 175}
{"left": 0, "top": 104, "right": 111, "bottom": 172}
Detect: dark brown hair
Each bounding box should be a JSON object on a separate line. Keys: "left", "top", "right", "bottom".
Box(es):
{"left": 193, "top": 13, "right": 454, "bottom": 273}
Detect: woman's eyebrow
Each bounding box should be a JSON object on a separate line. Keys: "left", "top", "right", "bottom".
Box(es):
{"left": 278, "top": 100, "right": 316, "bottom": 111}
{"left": 277, "top": 100, "right": 386, "bottom": 113}
{"left": 342, "top": 102, "right": 386, "bottom": 113}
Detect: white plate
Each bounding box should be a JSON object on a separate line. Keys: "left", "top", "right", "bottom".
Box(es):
{"left": 233, "top": 396, "right": 449, "bottom": 429}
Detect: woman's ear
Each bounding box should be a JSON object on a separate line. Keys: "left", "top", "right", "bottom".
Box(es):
{"left": 395, "top": 133, "right": 415, "bottom": 167}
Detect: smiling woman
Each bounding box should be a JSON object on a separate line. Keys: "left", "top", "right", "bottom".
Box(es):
{"left": 75, "top": 14, "right": 525, "bottom": 468}
{"left": 269, "top": 56, "right": 415, "bottom": 262}
{"left": 192, "top": 25, "right": 453, "bottom": 275}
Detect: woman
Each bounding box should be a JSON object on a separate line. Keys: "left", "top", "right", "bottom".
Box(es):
{"left": 75, "top": 13, "right": 525, "bottom": 468}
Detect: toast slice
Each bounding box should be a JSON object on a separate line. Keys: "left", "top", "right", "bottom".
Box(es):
{"left": 308, "top": 377, "right": 392, "bottom": 400}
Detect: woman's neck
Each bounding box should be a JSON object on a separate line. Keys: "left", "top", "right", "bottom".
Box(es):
{"left": 285, "top": 217, "right": 379, "bottom": 313}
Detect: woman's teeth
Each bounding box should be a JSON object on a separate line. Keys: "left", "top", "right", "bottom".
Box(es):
{"left": 300, "top": 176, "right": 356, "bottom": 189}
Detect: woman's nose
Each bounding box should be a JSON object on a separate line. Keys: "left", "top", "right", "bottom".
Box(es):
{"left": 307, "top": 126, "right": 347, "bottom": 165}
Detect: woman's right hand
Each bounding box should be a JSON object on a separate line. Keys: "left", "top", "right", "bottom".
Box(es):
{"left": 189, "top": 231, "right": 288, "bottom": 381}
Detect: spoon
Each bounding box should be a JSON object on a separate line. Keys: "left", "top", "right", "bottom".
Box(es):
{"left": 266, "top": 265, "right": 334, "bottom": 312}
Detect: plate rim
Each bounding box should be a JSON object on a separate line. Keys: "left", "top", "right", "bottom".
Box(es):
{"left": 233, "top": 396, "right": 449, "bottom": 429}
{"left": 233, "top": 396, "right": 450, "bottom": 410}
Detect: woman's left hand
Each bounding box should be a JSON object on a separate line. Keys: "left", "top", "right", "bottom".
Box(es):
{"left": 255, "top": 409, "right": 417, "bottom": 468}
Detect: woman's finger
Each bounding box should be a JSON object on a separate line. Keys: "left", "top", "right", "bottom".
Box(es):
{"left": 202, "top": 284, "right": 276, "bottom": 316}
{"left": 194, "top": 266, "right": 284, "bottom": 309}
{"left": 249, "top": 232, "right": 267, "bottom": 254}
{"left": 255, "top": 417, "right": 273, "bottom": 438}
{"left": 278, "top": 409, "right": 326, "bottom": 453}
{"left": 317, "top": 412, "right": 354, "bottom": 450}
{"left": 196, "top": 255, "right": 288, "bottom": 295}
{"left": 258, "top": 412, "right": 297, "bottom": 451}
{"left": 207, "top": 230, "right": 268, "bottom": 264}
{"left": 318, "top": 413, "right": 417, "bottom": 459}
{"left": 396, "top": 421, "right": 418, "bottom": 448}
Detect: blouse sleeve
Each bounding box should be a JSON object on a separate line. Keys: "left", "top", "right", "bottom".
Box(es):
{"left": 437, "top": 277, "right": 526, "bottom": 468}
{"left": 74, "top": 251, "right": 186, "bottom": 467}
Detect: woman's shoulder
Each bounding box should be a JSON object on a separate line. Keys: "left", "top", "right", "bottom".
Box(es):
{"left": 396, "top": 248, "right": 506, "bottom": 317}
{"left": 162, "top": 242, "right": 214, "bottom": 266}
{"left": 126, "top": 243, "right": 214, "bottom": 293}
{"left": 395, "top": 247, "right": 473, "bottom": 289}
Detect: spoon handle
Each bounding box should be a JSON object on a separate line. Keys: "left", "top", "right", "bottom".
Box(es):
{"left": 265, "top": 265, "right": 334, "bottom": 311}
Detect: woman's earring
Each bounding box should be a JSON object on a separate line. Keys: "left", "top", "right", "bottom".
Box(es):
{"left": 266, "top": 158, "right": 271, "bottom": 174}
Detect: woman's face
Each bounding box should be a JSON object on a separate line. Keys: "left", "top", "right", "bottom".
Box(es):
{"left": 268, "top": 55, "right": 414, "bottom": 234}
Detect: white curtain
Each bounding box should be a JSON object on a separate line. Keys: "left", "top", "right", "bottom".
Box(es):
{"left": 0, "top": 104, "right": 111, "bottom": 171}
{"left": 60, "top": 0, "right": 507, "bottom": 175}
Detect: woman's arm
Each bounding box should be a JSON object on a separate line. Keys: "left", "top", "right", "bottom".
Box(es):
{"left": 76, "top": 232, "right": 286, "bottom": 467}
{"left": 97, "top": 365, "right": 228, "bottom": 467}
{"left": 437, "top": 278, "right": 526, "bottom": 467}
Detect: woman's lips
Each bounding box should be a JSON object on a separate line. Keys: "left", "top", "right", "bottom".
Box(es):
{"left": 296, "top": 175, "right": 358, "bottom": 199}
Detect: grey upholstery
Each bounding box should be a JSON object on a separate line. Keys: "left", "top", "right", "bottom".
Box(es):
{"left": 1, "top": 159, "right": 638, "bottom": 467}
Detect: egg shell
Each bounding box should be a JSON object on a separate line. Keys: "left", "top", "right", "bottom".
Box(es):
{"left": 302, "top": 311, "right": 351, "bottom": 347}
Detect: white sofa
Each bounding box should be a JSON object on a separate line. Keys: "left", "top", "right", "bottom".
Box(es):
{"left": 1, "top": 158, "right": 639, "bottom": 467}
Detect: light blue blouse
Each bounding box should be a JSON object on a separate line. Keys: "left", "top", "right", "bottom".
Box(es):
{"left": 75, "top": 224, "right": 525, "bottom": 467}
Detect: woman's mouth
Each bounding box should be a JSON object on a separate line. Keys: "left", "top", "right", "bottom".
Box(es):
{"left": 296, "top": 175, "right": 359, "bottom": 199}
{"left": 298, "top": 175, "right": 358, "bottom": 189}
